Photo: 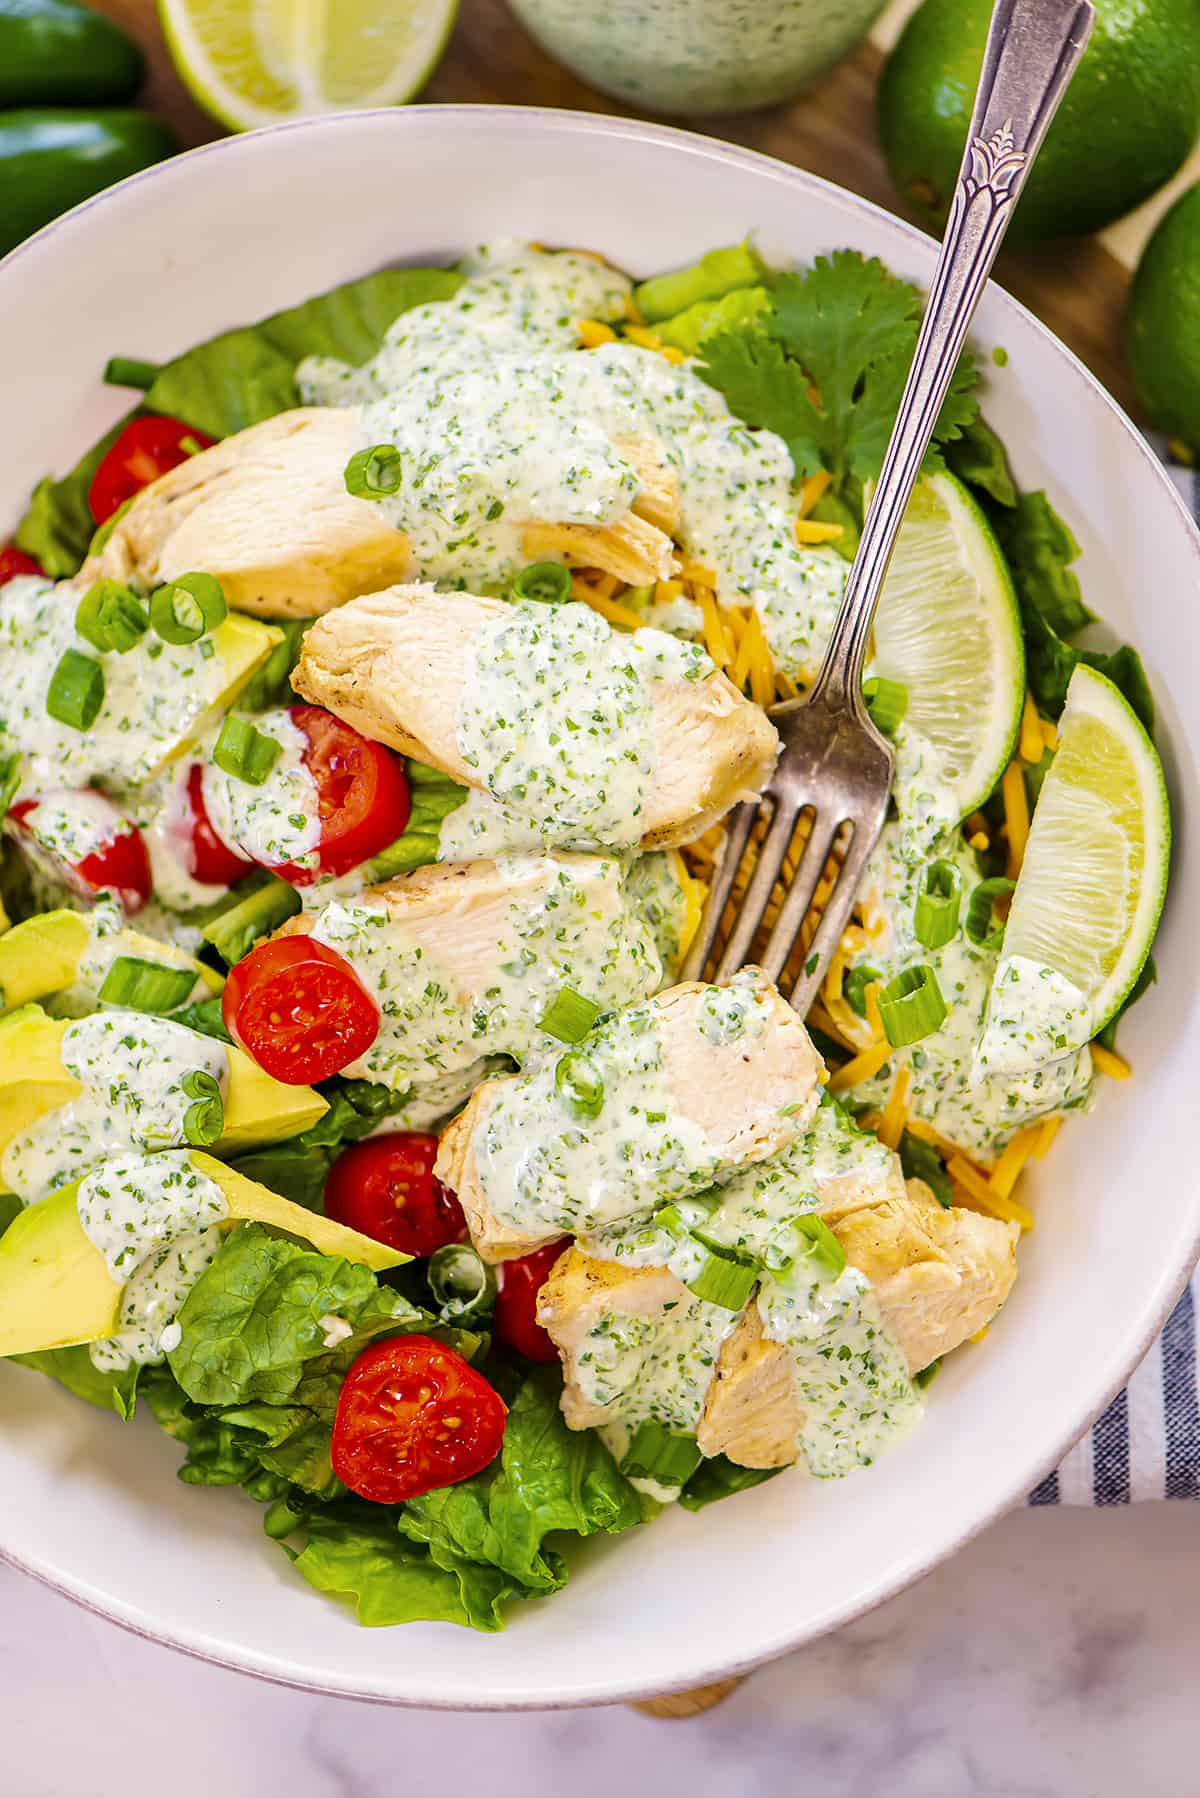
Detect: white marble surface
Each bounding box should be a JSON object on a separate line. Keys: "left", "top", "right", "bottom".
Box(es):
{"left": 4, "top": 1502, "right": 1198, "bottom": 1797}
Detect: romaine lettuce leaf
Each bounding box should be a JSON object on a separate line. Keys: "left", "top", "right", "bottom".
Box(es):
{"left": 678, "top": 1453, "right": 782, "bottom": 1511}
{"left": 229, "top": 1075, "right": 415, "bottom": 1212}
{"left": 361, "top": 761, "right": 468, "bottom": 883}
{"left": 168, "top": 1222, "right": 424, "bottom": 1408}
{"left": 140, "top": 266, "right": 464, "bottom": 440}
{"left": 14, "top": 412, "right": 136, "bottom": 577}
{"left": 9, "top": 1344, "right": 139, "bottom": 1419}
{"left": 285, "top": 1507, "right": 514, "bottom": 1630}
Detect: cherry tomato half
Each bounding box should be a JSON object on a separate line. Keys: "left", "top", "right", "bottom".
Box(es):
{"left": 184, "top": 763, "right": 255, "bottom": 888}
{"left": 270, "top": 707, "right": 410, "bottom": 886}
{"left": 324, "top": 1134, "right": 467, "bottom": 1258}
{"left": 222, "top": 934, "right": 379, "bottom": 1085}
{"left": 494, "top": 1239, "right": 570, "bottom": 1364}
{"left": 88, "top": 415, "right": 216, "bottom": 525}
{"left": 331, "top": 1335, "right": 507, "bottom": 1505}
{"left": 9, "top": 791, "right": 152, "bottom": 912}
{"left": 0, "top": 545, "right": 42, "bottom": 584}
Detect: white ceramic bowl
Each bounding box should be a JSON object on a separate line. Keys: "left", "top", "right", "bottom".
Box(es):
{"left": 1, "top": 107, "right": 1198, "bottom": 1711}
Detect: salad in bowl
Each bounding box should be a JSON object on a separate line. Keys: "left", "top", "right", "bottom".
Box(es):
{"left": 0, "top": 233, "right": 1168, "bottom": 1635}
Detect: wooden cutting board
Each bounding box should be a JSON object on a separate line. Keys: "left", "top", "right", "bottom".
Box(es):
{"left": 92, "top": 0, "right": 1138, "bottom": 416}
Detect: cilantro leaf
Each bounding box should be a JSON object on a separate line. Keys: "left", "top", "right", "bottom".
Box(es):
{"left": 697, "top": 250, "right": 978, "bottom": 485}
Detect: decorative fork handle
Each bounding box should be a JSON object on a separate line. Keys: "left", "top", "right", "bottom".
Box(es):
{"left": 808, "top": 0, "right": 1094, "bottom": 716}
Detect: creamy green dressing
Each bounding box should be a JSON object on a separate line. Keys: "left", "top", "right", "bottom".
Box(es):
{"left": 845, "top": 822, "right": 1093, "bottom": 1163}
{"left": 573, "top": 1287, "right": 738, "bottom": 1432}
{"left": 974, "top": 955, "right": 1092, "bottom": 1081}
{"left": 89, "top": 1227, "right": 222, "bottom": 1372}
{"left": 457, "top": 600, "right": 710, "bottom": 850}
{"left": 298, "top": 244, "right": 846, "bottom": 676}
{"left": 14, "top": 789, "right": 127, "bottom": 863}
{"left": 0, "top": 576, "right": 236, "bottom": 790}
{"left": 757, "top": 1260, "right": 922, "bottom": 1478}
{"left": 309, "top": 852, "right": 664, "bottom": 1097}
{"left": 45, "top": 894, "right": 205, "bottom": 1019}
{"left": 127, "top": 765, "right": 230, "bottom": 913}
{"left": 200, "top": 707, "right": 320, "bottom": 872}
{"left": 475, "top": 969, "right": 784, "bottom": 1241}
{"left": 2, "top": 1014, "right": 227, "bottom": 1204}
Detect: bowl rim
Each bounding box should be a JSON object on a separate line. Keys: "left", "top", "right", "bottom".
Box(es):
{"left": 2, "top": 100, "right": 1200, "bottom": 1710}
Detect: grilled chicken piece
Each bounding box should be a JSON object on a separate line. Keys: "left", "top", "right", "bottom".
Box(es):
{"left": 616, "top": 436, "right": 680, "bottom": 537}
{"left": 87, "top": 409, "right": 412, "bottom": 618}
{"left": 293, "top": 584, "right": 777, "bottom": 848}
{"left": 540, "top": 1179, "right": 1018, "bottom": 1470}
{"left": 437, "top": 973, "right": 822, "bottom": 1262}
{"left": 520, "top": 515, "right": 676, "bottom": 587}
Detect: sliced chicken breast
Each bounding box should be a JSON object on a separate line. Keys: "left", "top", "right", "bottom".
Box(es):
{"left": 437, "top": 972, "right": 822, "bottom": 1262}
{"left": 540, "top": 1178, "right": 1018, "bottom": 1470}
{"left": 88, "top": 409, "right": 413, "bottom": 618}
{"left": 293, "top": 583, "right": 778, "bottom": 848}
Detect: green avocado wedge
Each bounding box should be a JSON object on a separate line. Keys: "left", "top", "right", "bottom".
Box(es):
{"left": 0, "top": 1003, "right": 328, "bottom": 1158}
{"left": 0, "top": 910, "right": 220, "bottom": 1017}
{"left": 0, "top": 1153, "right": 407, "bottom": 1357}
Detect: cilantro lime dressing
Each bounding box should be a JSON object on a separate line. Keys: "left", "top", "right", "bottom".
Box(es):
{"left": 14, "top": 789, "right": 126, "bottom": 864}
{"left": 435, "top": 785, "right": 553, "bottom": 864}
{"left": 131, "top": 766, "right": 230, "bottom": 913}
{"left": 475, "top": 970, "right": 779, "bottom": 1242}
{"left": 974, "top": 955, "right": 1092, "bottom": 1080}
{"left": 621, "top": 851, "right": 690, "bottom": 978}
{"left": 201, "top": 708, "right": 320, "bottom": 872}
{"left": 47, "top": 893, "right": 206, "bottom": 1019}
{"left": 0, "top": 576, "right": 233, "bottom": 790}
{"left": 845, "top": 823, "right": 1092, "bottom": 1164}
{"left": 77, "top": 1148, "right": 227, "bottom": 1281}
{"left": 757, "top": 1261, "right": 922, "bottom": 1478}
{"left": 1, "top": 1015, "right": 227, "bottom": 1204}
{"left": 309, "top": 852, "right": 664, "bottom": 1096}
{"left": 573, "top": 1287, "right": 739, "bottom": 1432}
{"left": 298, "top": 245, "right": 845, "bottom": 669}
{"left": 89, "top": 1227, "right": 222, "bottom": 1372}
{"left": 888, "top": 722, "right": 962, "bottom": 864}
{"left": 457, "top": 601, "right": 711, "bottom": 850}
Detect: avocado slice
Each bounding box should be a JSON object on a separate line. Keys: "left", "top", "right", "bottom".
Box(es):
{"left": 0, "top": 1152, "right": 406, "bottom": 1357}
{"left": 0, "top": 910, "right": 221, "bottom": 1018}
{"left": 0, "top": 1004, "right": 328, "bottom": 1159}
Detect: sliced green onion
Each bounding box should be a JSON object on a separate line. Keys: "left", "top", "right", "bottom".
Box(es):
{"left": 511, "top": 561, "right": 573, "bottom": 605}
{"left": 687, "top": 1251, "right": 757, "bottom": 1311}
{"left": 621, "top": 1421, "right": 704, "bottom": 1485}
{"left": 964, "top": 877, "right": 1016, "bottom": 952}
{"left": 539, "top": 987, "right": 601, "bottom": 1045}
{"left": 914, "top": 860, "right": 961, "bottom": 951}
{"left": 0, "top": 752, "right": 22, "bottom": 822}
{"left": 863, "top": 676, "right": 908, "bottom": 736}
{"left": 915, "top": 1358, "right": 942, "bottom": 1389}
{"left": 554, "top": 1050, "right": 605, "bottom": 1120}
{"left": 790, "top": 1213, "right": 847, "bottom": 1279}
{"left": 843, "top": 963, "right": 882, "bottom": 1019}
{"left": 344, "top": 444, "right": 403, "bottom": 499}
{"left": 213, "top": 715, "right": 282, "bottom": 786}
{"left": 201, "top": 871, "right": 300, "bottom": 968}
{"left": 98, "top": 957, "right": 198, "bottom": 1014}
{"left": 898, "top": 1130, "right": 953, "bottom": 1208}
{"left": 75, "top": 578, "right": 148, "bottom": 654}
{"left": 103, "top": 355, "right": 159, "bottom": 390}
{"left": 150, "top": 572, "right": 227, "bottom": 645}
{"left": 182, "top": 1068, "right": 224, "bottom": 1146}
{"left": 877, "top": 965, "right": 947, "bottom": 1048}
{"left": 86, "top": 495, "right": 134, "bottom": 558}
{"left": 428, "top": 1243, "right": 498, "bottom": 1324}
{"left": 46, "top": 649, "right": 104, "bottom": 730}
{"left": 655, "top": 1193, "right": 720, "bottom": 1239}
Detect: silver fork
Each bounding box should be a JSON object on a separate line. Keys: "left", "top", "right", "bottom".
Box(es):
{"left": 682, "top": 0, "right": 1094, "bottom": 1014}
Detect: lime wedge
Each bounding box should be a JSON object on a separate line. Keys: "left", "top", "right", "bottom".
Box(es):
{"left": 975, "top": 663, "right": 1170, "bottom": 1080}
{"left": 872, "top": 469, "right": 1025, "bottom": 831}
{"left": 158, "top": 0, "right": 458, "bottom": 131}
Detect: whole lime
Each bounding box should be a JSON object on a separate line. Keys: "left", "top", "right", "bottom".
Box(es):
{"left": 1127, "top": 182, "right": 1200, "bottom": 450}
{"left": 878, "top": 0, "right": 1200, "bottom": 246}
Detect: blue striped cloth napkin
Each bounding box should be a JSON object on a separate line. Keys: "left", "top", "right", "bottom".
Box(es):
{"left": 1033, "top": 444, "right": 1199, "bottom": 1507}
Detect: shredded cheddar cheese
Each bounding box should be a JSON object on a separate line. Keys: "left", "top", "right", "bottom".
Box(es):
{"left": 571, "top": 580, "right": 644, "bottom": 632}
{"left": 828, "top": 1036, "right": 894, "bottom": 1095}
{"left": 576, "top": 318, "right": 617, "bottom": 349}
{"left": 988, "top": 1122, "right": 1044, "bottom": 1199}
{"left": 795, "top": 518, "right": 844, "bottom": 545}
{"left": 1001, "top": 760, "right": 1030, "bottom": 877}
{"left": 797, "top": 469, "right": 832, "bottom": 518}
{"left": 1019, "top": 693, "right": 1044, "bottom": 764}
{"left": 968, "top": 830, "right": 990, "bottom": 852}
{"left": 1091, "top": 1044, "right": 1131, "bottom": 1080}
{"left": 877, "top": 1065, "right": 912, "bottom": 1151}
{"left": 1030, "top": 1116, "right": 1061, "bottom": 1159}
{"left": 1040, "top": 718, "right": 1058, "bottom": 751}
{"left": 678, "top": 561, "right": 717, "bottom": 586}
{"left": 696, "top": 585, "right": 735, "bottom": 671}
{"left": 948, "top": 1154, "right": 1035, "bottom": 1231}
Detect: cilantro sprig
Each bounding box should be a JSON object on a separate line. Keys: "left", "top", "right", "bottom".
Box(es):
{"left": 697, "top": 250, "right": 979, "bottom": 488}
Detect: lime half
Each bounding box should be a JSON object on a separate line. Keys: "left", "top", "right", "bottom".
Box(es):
{"left": 872, "top": 468, "right": 1025, "bottom": 828}
{"left": 975, "top": 663, "right": 1170, "bottom": 1081}
{"left": 159, "top": 0, "right": 458, "bottom": 131}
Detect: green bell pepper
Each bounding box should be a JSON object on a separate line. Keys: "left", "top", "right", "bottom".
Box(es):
{"left": 0, "top": 107, "right": 179, "bottom": 256}
{"left": 0, "top": 0, "right": 144, "bottom": 108}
